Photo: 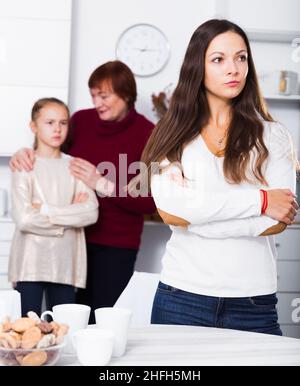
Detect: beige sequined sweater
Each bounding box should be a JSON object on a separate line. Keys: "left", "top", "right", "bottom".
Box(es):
{"left": 8, "top": 154, "right": 99, "bottom": 288}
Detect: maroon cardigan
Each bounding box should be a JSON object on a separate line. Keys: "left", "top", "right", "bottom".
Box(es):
{"left": 67, "top": 107, "right": 156, "bottom": 249}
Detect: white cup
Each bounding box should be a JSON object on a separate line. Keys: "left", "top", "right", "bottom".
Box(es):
{"left": 73, "top": 328, "right": 114, "bottom": 366}
{"left": 95, "top": 307, "right": 132, "bottom": 357}
{"left": 41, "top": 303, "right": 91, "bottom": 354}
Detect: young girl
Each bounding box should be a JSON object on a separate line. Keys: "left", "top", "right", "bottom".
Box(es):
{"left": 9, "top": 98, "right": 99, "bottom": 316}
{"left": 130, "top": 19, "right": 298, "bottom": 335}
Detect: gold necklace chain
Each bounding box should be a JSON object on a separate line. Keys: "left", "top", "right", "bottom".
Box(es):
{"left": 216, "top": 132, "right": 227, "bottom": 147}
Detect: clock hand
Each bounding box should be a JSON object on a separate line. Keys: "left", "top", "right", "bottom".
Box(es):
{"left": 141, "top": 48, "right": 160, "bottom": 52}
{"left": 132, "top": 47, "right": 160, "bottom": 52}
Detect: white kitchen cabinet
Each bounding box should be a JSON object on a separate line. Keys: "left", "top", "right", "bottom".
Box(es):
{"left": 137, "top": 223, "right": 300, "bottom": 338}
{"left": 0, "top": 255, "right": 8, "bottom": 274}
{"left": 0, "top": 85, "right": 69, "bottom": 155}
{"left": 0, "top": 19, "right": 71, "bottom": 87}
{"left": 0, "top": 275, "right": 11, "bottom": 290}
{"left": 280, "top": 325, "right": 300, "bottom": 340}
{"left": 0, "top": 218, "right": 14, "bottom": 290}
{"left": 135, "top": 222, "right": 170, "bottom": 273}
{"left": 0, "top": 240, "right": 10, "bottom": 255}
{"left": 0, "top": 0, "right": 71, "bottom": 20}
{"left": 275, "top": 225, "right": 300, "bottom": 338}
{"left": 277, "top": 261, "right": 300, "bottom": 292}
{"left": 277, "top": 293, "right": 300, "bottom": 324}
{"left": 274, "top": 226, "right": 300, "bottom": 261}
{"left": 226, "top": 0, "right": 300, "bottom": 34}
{"left": 0, "top": 220, "right": 14, "bottom": 240}
{"left": 0, "top": 0, "right": 71, "bottom": 156}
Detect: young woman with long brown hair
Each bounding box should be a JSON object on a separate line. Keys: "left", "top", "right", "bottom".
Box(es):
{"left": 131, "top": 19, "right": 298, "bottom": 335}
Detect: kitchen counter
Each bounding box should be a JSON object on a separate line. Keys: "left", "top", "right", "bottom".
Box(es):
{"left": 58, "top": 324, "right": 300, "bottom": 366}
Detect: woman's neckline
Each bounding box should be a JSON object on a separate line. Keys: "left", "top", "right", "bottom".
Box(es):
{"left": 199, "top": 134, "right": 225, "bottom": 159}
{"left": 96, "top": 107, "right": 137, "bottom": 135}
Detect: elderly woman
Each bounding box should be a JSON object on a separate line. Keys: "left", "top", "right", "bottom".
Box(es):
{"left": 10, "top": 60, "right": 156, "bottom": 322}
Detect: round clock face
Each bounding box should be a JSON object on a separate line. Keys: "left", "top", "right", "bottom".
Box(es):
{"left": 116, "top": 23, "right": 170, "bottom": 77}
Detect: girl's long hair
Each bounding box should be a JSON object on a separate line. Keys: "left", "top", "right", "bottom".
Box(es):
{"left": 129, "top": 19, "right": 273, "bottom": 194}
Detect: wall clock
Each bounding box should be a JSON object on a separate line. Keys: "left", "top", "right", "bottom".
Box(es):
{"left": 116, "top": 23, "right": 170, "bottom": 77}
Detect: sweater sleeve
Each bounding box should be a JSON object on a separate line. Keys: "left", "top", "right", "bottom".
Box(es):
{"left": 11, "top": 171, "right": 64, "bottom": 237}
{"left": 44, "top": 179, "right": 99, "bottom": 227}
{"left": 151, "top": 164, "right": 261, "bottom": 225}
{"left": 106, "top": 120, "right": 157, "bottom": 216}
{"left": 188, "top": 122, "right": 296, "bottom": 237}
{"left": 107, "top": 177, "right": 156, "bottom": 215}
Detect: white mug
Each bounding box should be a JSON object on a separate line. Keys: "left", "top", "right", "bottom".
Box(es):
{"left": 73, "top": 328, "right": 114, "bottom": 366}
{"left": 95, "top": 307, "right": 132, "bottom": 357}
{"left": 41, "top": 303, "right": 91, "bottom": 354}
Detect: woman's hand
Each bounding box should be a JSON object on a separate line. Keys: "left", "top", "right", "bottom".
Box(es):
{"left": 264, "top": 189, "right": 298, "bottom": 225}
{"left": 157, "top": 209, "right": 190, "bottom": 227}
{"left": 259, "top": 221, "right": 287, "bottom": 236}
{"left": 69, "top": 157, "right": 114, "bottom": 196}
{"left": 32, "top": 203, "right": 41, "bottom": 211}
{"left": 69, "top": 158, "right": 99, "bottom": 190}
{"left": 9, "top": 148, "right": 35, "bottom": 172}
{"left": 72, "top": 192, "right": 89, "bottom": 204}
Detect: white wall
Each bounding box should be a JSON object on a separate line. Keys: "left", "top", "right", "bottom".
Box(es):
{"left": 226, "top": 0, "right": 300, "bottom": 31}
{"left": 0, "top": 0, "right": 72, "bottom": 155}
{"left": 68, "top": 0, "right": 218, "bottom": 122}
{"left": 68, "top": 0, "right": 300, "bottom": 152}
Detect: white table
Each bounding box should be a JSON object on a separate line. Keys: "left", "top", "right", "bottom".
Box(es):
{"left": 58, "top": 324, "right": 300, "bottom": 366}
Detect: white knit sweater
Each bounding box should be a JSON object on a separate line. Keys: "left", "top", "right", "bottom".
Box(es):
{"left": 151, "top": 121, "right": 296, "bottom": 297}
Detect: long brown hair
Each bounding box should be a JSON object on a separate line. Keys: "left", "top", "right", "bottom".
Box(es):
{"left": 131, "top": 19, "right": 274, "bottom": 193}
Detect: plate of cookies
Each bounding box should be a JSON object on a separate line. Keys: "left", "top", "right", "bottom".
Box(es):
{"left": 0, "top": 311, "right": 69, "bottom": 366}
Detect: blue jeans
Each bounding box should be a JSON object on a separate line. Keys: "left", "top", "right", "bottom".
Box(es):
{"left": 151, "top": 282, "right": 282, "bottom": 336}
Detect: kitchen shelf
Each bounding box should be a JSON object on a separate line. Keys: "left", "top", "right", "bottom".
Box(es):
{"left": 144, "top": 221, "right": 165, "bottom": 227}
{"left": 264, "top": 95, "right": 300, "bottom": 101}
{"left": 246, "top": 29, "right": 300, "bottom": 43}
